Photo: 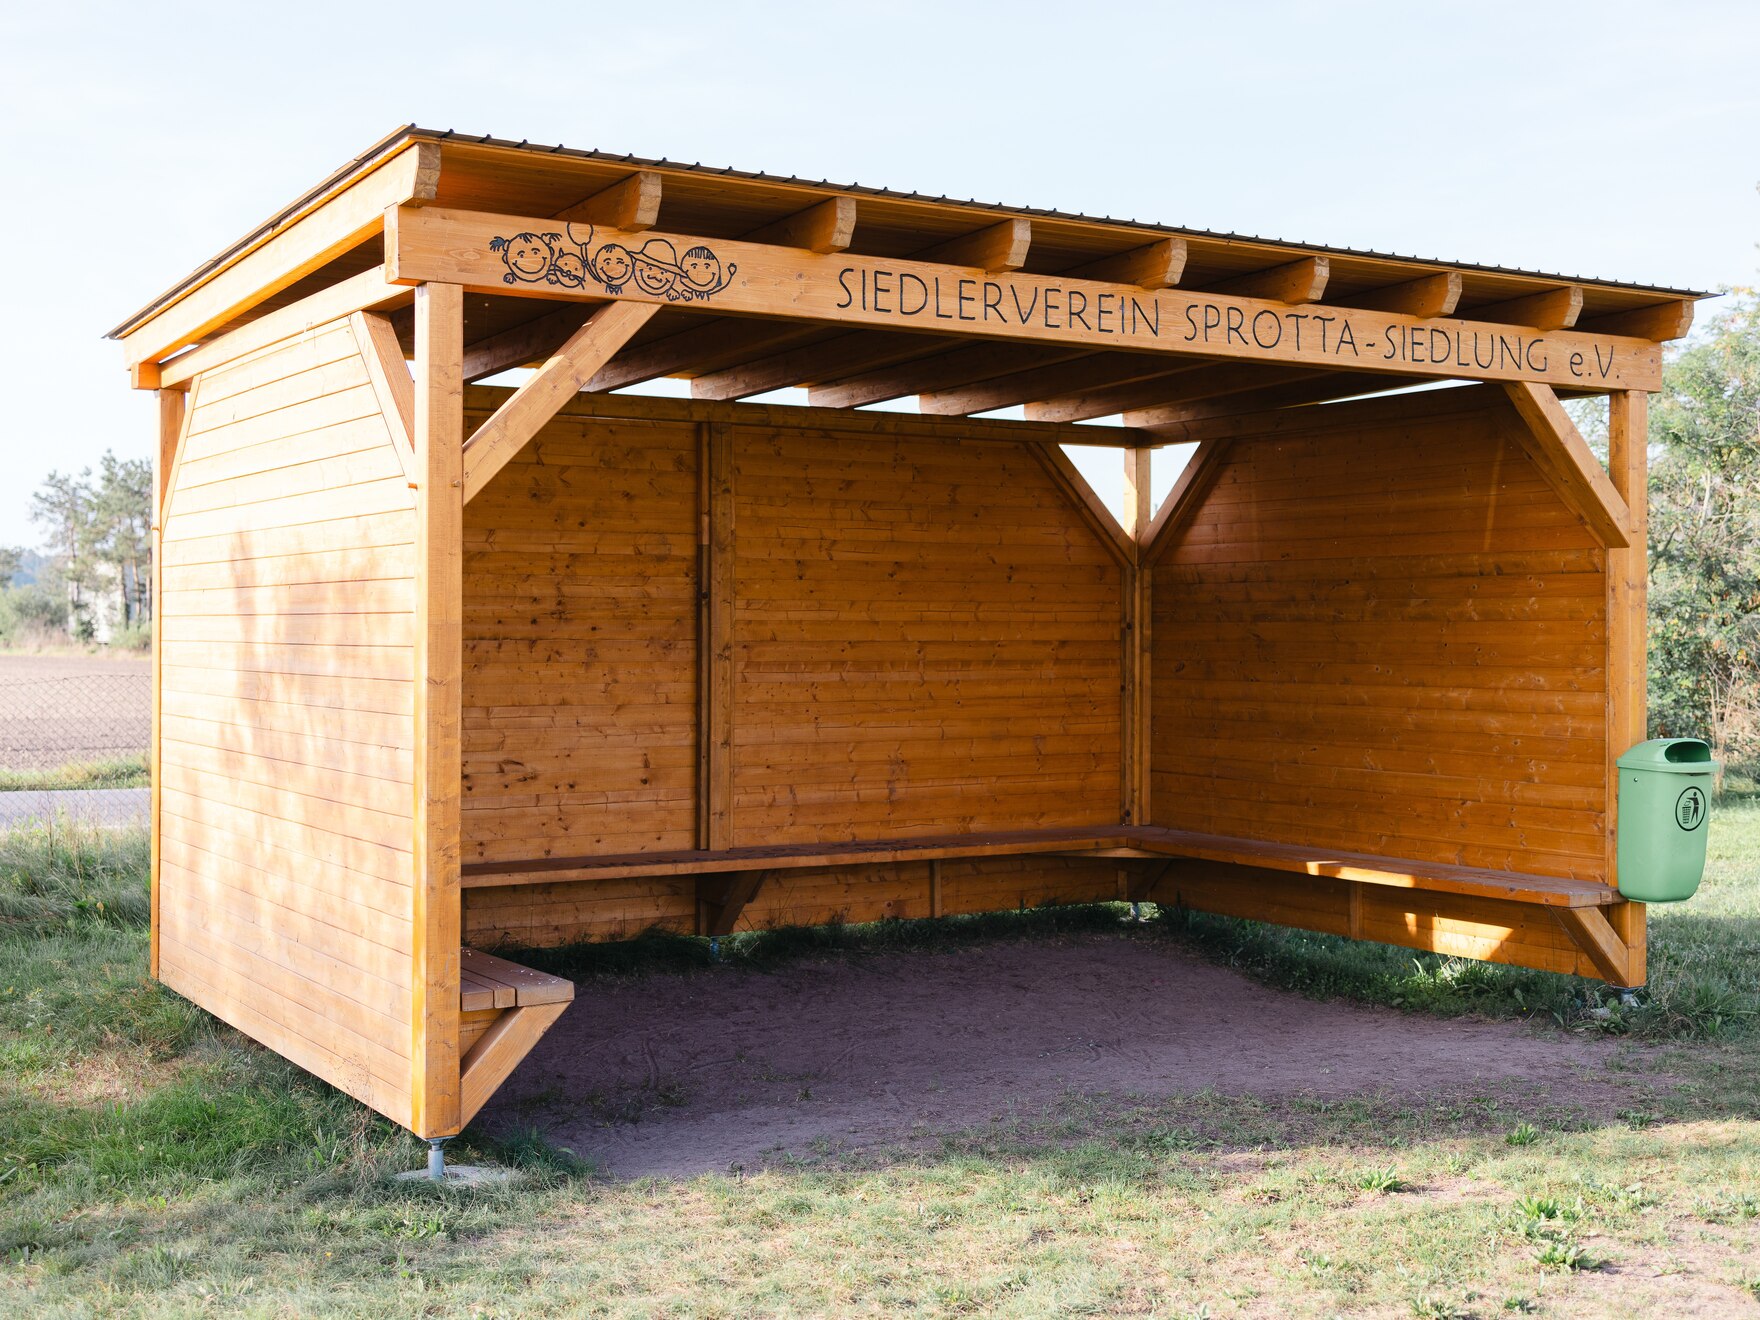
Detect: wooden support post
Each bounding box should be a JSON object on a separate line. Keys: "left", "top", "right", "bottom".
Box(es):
{"left": 929, "top": 860, "right": 944, "bottom": 918}
{"left": 412, "top": 283, "right": 464, "bottom": 1139}
{"left": 699, "top": 422, "right": 735, "bottom": 852}
{"left": 1122, "top": 448, "right": 1152, "bottom": 826}
{"left": 149, "top": 389, "right": 186, "bottom": 981}
{"left": 1605, "top": 388, "right": 1649, "bottom": 986}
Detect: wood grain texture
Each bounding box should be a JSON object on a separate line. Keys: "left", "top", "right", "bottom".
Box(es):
{"left": 412, "top": 284, "right": 464, "bottom": 1138}
{"left": 156, "top": 314, "right": 419, "bottom": 1128}
{"left": 1604, "top": 389, "right": 1649, "bottom": 985}
{"left": 1148, "top": 388, "right": 1610, "bottom": 983}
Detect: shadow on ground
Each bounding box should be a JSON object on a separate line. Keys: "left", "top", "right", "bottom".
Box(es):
{"left": 479, "top": 930, "right": 1650, "bottom": 1178}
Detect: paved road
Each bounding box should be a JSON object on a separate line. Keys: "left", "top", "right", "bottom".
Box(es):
{"left": 0, "top": 787, "right": 149, "bottom": 831}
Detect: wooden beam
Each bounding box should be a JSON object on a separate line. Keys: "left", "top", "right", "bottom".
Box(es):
{"left": 412, "top": 282, "right": 464, "bottom": 1141}
{"left": 1210, "top": 256, "right": 1329, "bottom": 304}
{"left": 389, "top": 208, "right": 1664, "bottom": 392}
{"left": 588, "top": 318, "right": 823, "bottom": 392}
{"left": 744, "top": 197, "right": 858, "bottom": 253}
{"left": 699, "top": 423, "right": 734, "bottom": 851}
{"left": 123, "top": 142, "right": 438, "bottom": 369}
{"left": 1030, "top": 360, "right": 1314, "bottom": 425}
{"left": 1143, "top": 440, "right": 1232, "bottom": 566}
{"left": 148, "top": 385, "right": 190, "bottom": 983}
{"left": 691, "top": 330, "right": 933, "bottom": 401}
{"left": 1556, "top": 907, "right": 1636, "bottom": 986}
{"left": 1064, "top": 238, "right": 1188, "bottom": 289}
{"left": 914, "top": 217, "right": 1032, "bottom": 272}
{"left": 808, "top": 342, "right": 1092, "bottom": 409}
{"left": 1130, "top": 370, "right": 1434, "bottom": 435}
{"left": 698, "top": 869, "right": 769, "bottom": 937}
{"left": 1133, "top": 380, "right": 1497, "bottom": 448}
{"left": 554, "top": 170, "right": 663, "bottom": 231}
{"left": 1474, "top": 285, "right": 1584, "bottom": 331}
{"left": 462, "top": 302, "right": 659, "bottom": 501}
{"left": 459, "top": 1002, "right": 569, "bottom": 1126}
{"left": 1350, "top": 272, "right": 1462, "bottom": 318}
{"left": 155, "top": 390, "right": 185, "bottom": 516}
{"left": 460, "top": 305, "right": 593, "bottom": 383}
{"left": 1028, "top": 445, "right": 1134, "bottom": 567}
{"left": 352, "top": 312, "right": 415, "bottom": 469}
{"left": 1604, "top": 388, "right": 1649, "bottom": 986}
{"left": 1122, "top": 448, "right": 1152, "bottom": 826}
{"left": 1500, "top": 380, "right": 1632, "bottom": 548}
{"left": 158, "top": 268, "right": 412, "bottom": 389}
{"left": 1582, "top": 300, "right": 1696, "bottom": 342}
{"left": 473, "top": 378, "right": 1152, "bottom": 447}
{"left": 924, "top": 352, "right": 1193, "bottom": 417}
{"left": 1122, "top": 446, "right": 1153, "bottom": 541}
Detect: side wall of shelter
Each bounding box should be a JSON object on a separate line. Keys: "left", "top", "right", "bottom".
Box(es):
{"left": 1147, "top": 389, "right": 1612, "bottom": 976}
{"left": 156, "top": 317, "right": 420, "bottom": 1126}
{"left": 460, "top": 395, "right": 1124, "bottom": 947}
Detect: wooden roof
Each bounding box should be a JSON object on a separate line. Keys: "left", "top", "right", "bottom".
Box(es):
{"left": 112, "top": 126, "right": 1708, "bottom": 429}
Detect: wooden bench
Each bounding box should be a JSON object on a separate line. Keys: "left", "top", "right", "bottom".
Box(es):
{"left": 457, "top": 948, "right": 574, "bottom": 1125}
{"left": 461, "top": 825, "right": 1632, "bottom": 981}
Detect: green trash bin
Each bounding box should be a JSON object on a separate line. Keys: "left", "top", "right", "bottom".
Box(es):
{"left": 1614, "top": 738, "right": 1719, "bottom": 903}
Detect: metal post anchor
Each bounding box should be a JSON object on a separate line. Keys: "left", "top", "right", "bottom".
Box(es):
{"left": 427, "top": 1137, "right": 449, "bottom": 1181}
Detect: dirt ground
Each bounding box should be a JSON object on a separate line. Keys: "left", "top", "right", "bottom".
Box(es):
{"left": 481, "top": 932, "right": 1630, "bottom": 1179}
{"left": 0, "top": 652, "right": 150, "bottom": 770}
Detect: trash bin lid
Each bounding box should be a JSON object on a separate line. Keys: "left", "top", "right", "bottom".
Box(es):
{"left": 1616, "top": 738, "right": 1718, "bottom": 773}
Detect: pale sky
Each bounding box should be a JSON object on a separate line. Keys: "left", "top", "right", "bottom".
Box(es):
{"left": 2, "top": 0, "right": 1756, "bottom": 546}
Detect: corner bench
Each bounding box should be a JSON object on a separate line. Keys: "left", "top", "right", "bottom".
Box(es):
{"left": 457, "top": 948, "right": 574, "bottom": 1125}
{"left": 460, "top": 825, "right": 1634, "bottom": 983}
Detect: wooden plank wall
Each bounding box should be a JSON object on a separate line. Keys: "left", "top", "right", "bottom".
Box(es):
{"left": 460, "top": 408, "right": 701, "bottom": 863}
{"left": 1148, "top": 389, "right": 1609, "bottom": 972}
{"left": 461, "top": 395, "right": 1123, "bottom": 945}
{"left": 157, "top": 317, "right": 419, "bottom": 1127}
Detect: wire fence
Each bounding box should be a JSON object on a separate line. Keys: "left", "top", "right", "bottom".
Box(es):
{"left": 0, "top": 661, "right": 151, "bottom": 792}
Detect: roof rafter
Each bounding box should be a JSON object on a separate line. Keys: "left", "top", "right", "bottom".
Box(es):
{"left": 743, "top": 197, "right": 858, "bottom": 253}
{"left": 554, "top": 170, "right": 663, "bottom": 230}
{"left": 1028, "top": 360, "right": 1318, "bottom": 424}
{"left": 915, "top": 217, "right": 1032, "bottom": 272}
{"left": 921, "top": 352, "right": 1194, "bottom": 417}
{"left": 807, "top": 341, "right": 1093, "bottom": 409}
{"left": 1208, "top": 256, "right": 1329, "bottom": 304}
{"left": 1471, "top": 285, "right": 1583, "bottom": 330}
{"left": 1347, "top": 272, "right": 1462, "bottom": 318}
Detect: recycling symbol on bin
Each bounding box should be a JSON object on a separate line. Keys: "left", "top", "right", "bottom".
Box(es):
{"left": 1675, "top": 786, "right": 1707, "bottom": 832}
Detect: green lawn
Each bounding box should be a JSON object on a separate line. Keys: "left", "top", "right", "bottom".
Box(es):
{"left": 3, "top": 805, "right": 1759, "bottom": 1317}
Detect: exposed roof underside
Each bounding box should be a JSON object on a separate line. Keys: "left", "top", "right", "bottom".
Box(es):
{"left": 111, "top": 126, "right": 1709, "bottom": 432}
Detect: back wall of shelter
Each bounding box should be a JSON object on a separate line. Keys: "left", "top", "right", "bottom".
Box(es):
{"left": 459, "top": 392, "right": 1127, "bottom": 946}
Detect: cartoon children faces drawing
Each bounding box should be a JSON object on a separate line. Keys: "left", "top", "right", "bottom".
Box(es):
{"left": 488, "top": 223, "right": 735, "bottom": 301}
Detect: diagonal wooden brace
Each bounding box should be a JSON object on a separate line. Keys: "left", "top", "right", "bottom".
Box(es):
{"left": 462, "top": 300, "right": 659, "bottom": 501}
{"left": 697, "top": 869, "right": 774, "bottom": 937}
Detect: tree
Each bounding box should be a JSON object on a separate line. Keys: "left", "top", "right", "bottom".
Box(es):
{"left": 25, "top": 451, "right": 155, "bottom": 642}
{"left": 1647, "top": 292, "right": 1760, "bottom": 784}
{"left": 90, "top": 453, "right": 153, "bottom": 626}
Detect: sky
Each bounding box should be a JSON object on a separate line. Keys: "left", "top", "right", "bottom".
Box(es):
{"left": 1, "top": 0, "right": 1756, "bottom": 545}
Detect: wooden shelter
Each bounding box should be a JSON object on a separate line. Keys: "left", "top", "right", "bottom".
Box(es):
{"left": 113, "top": 126, "right": 1705, "bottom": 1142}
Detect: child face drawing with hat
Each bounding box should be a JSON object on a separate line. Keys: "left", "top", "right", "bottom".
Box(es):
{"left": 631, "top": 238, "right": 684, "bottom": 299}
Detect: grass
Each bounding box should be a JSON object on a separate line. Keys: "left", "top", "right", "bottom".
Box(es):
{"left": 1, "top": 803, "right": 1759, "bottom": 1316}
{"left": 0, "top": 755, "right": 150, "bottom": 792}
